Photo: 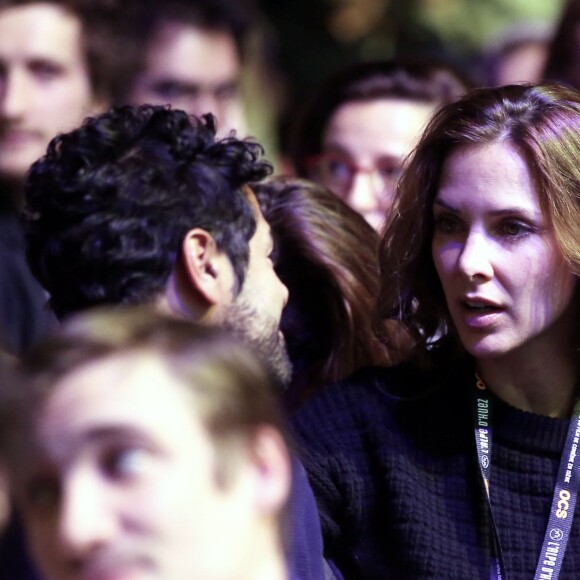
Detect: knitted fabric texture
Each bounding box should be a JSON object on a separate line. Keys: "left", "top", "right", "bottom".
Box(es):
{"left": 291, "top": 360, "right": 580, "bottom": 579}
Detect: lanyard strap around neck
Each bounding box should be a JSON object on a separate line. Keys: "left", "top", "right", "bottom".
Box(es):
{"left": 472, "top": 373, "right": 580, "bottom": 580}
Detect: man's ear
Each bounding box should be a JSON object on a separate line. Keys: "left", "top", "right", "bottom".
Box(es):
{"left": 248, "top": 426, "right": 291, "bottom": 517}
{"left": 181, "top": 229, "right": 230, "bottom": 305}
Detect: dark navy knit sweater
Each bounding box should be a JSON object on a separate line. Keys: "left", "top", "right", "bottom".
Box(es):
{"left": 291, "top": 359, "right": 580, "bottom": 579}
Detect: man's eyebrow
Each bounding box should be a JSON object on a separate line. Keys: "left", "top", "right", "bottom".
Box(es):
{"left": 32, "top": 425, "right": 156, "bottom": 466}
{"left": 77, "top": 425, "right": 152, "bottom": 445}
{"left": 150, "top": 79, "right": 201, "bottom": 91}
{"left": 27, "top": 57, "right": 65, "bottom": 69}
{"left": 149, "top": 79, "right": 239, "bottom": 94}
{"left": 321, "top": 143, "right": 352, "bottom": 156}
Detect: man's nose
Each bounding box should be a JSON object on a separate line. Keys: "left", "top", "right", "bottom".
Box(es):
{"left": 187, "top": 92, "right": 222, "bottom": 122}
{"left": 58, "top": 472, "right": 117, "bottom": 557}
{"left": 279, "top": 276, "right": 289, "bottom": 308}
{"left": 0, "top": 69, "right": 30, "bottom": 119}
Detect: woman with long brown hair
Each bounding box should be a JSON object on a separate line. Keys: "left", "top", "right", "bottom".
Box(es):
{"left": 255, "top": 177, "right": 404, "bottom": 406}
{"left": 292, "top": 83, "right": 580, "bottom": 578}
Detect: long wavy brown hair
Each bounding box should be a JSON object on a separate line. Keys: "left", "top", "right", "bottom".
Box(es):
{"left": 255, "top": 177, "right": 408, "bottom": 403}
{"left": 376, "top": 83, "right": 580, "bottom": 367}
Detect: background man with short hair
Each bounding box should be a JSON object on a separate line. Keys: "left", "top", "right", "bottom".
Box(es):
{"left": 0, "top": 0, "right": 125, "bottom": 355}
{"left": 124, "top": 0, "right": 252, "bottom": 138}
{"left": 0, "top": 0, "right": 121, "bottom": 189}
{"left": 25, "top": 105, "right": 291, "bottom": 385}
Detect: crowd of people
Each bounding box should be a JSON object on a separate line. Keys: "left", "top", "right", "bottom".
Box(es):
{"left": 0, "top": 0, "right": 578, "bottom": 579}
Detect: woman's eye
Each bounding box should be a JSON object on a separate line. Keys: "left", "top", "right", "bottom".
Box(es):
{"left": 433, "top": 215, "right": 462, "bottom": 234}
{"left": 326, "top": 159, "right": 352, "bottom": 179}
{"left": 500, "top": 220, "right": 530, "bottom": 238}
{"left": 377, "top": 165, "right": 402, "bottom": 180}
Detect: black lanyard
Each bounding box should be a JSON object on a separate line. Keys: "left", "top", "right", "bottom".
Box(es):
{"left": 472, "top": 374, "right": 580, "bottom": 580}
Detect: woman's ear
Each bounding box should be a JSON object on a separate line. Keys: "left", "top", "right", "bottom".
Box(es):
{"left": 181, "top": 229, "right": 232, "bottom": 305}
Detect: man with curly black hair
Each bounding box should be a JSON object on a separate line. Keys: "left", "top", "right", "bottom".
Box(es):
{"left": 21, "top": 105, "right": 334, "bottom": 580}
{"left": 25, "top": 104, "right": 290, "bottom": 387}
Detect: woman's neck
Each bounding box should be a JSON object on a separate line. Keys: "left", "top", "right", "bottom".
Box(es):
{"left": 476, "top": 347, "right": 579, "bottom": 419}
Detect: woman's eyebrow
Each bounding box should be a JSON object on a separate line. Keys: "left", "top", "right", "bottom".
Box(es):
{"left": 432, "top": 198, "right": 459, "bottom": 212}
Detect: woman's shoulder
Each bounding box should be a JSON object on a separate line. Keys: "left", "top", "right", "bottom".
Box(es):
{"left": 294, "top": 356, "right": 472, "bottom": 414}
{"left": 290, "top": 364, "right": 409, "bottom": 432}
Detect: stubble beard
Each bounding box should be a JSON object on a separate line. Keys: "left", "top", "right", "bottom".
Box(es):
{"left": 221, "top": 296, "right": 292, "bottom": 389}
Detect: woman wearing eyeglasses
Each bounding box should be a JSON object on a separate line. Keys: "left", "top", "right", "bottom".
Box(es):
{"left": 291, "top": 83, "right": 580, "bottom": 579}
{"left": 290, "top": 59, "right": 469, "bottom": 230}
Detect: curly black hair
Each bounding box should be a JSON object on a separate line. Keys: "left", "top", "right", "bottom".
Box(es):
{"left": 24, "top": 105, "right": 272, "bottom": 319}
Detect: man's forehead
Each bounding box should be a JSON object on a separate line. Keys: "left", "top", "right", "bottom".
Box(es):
{"left": 0, "top": 3, "right": 84, "bottom": 61}
{"left": 30, "top": 353, "right": 205, "bottom": 460}
{"left": 0, "top": 3, "right": 81, "bottom": 34}
{"left": 145, "top": 19, "right": 239, "bottom": 78}
{"left": 43, "top": 353, "right": 191, "bottom": 424}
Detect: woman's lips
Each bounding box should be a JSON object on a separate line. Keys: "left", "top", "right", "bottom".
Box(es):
{"left": 457, "top": 298, "right": 504, "bottom": 329}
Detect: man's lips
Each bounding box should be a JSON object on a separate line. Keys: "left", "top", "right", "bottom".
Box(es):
{"left": 76, "top": 555, "right": 152, "bottom": 580}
